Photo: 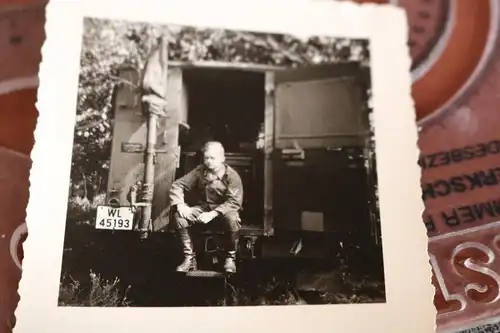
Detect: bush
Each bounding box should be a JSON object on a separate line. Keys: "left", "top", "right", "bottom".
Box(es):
{"left": 58, "top": 270, "right": 132, "bottom": 307}
{"left": 66, "top": 193, "right": 106, "bottom": 224}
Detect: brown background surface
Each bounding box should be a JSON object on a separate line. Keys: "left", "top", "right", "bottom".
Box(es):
{"left": 1, "top": 1, "right": 46, "bottom": 332}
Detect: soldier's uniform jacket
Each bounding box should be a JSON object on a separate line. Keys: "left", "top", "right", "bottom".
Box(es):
{"left": 169, "top": 164, "right": 244, "bottom": 215}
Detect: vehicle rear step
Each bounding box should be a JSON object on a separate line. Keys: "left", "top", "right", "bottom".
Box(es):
{"left": 196, "top": 224, "right": 264, "bottom": 236}
{"left": 185, "top": 270, "right": 226, "bottom": 278}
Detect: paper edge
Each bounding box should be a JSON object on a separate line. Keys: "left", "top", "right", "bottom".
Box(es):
{"left": 14, "top": 1, "right": 436, "bottom": 332}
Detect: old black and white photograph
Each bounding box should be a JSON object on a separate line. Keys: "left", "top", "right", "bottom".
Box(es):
{"left": 58, "top": 16, "right": 385, "bottom": 308}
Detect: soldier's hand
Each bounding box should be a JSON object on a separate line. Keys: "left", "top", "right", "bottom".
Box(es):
{"left": 197, "top": 211, "right": 218, "bottom": 224}
{"left": 177, "top": 204, "right": 192, "bottom": 219}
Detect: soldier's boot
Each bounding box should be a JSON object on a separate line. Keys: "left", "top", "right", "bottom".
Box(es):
{"left": 176, "top": 228, "right": 197, "bottom": 272}
{"left": 223, "top": 231, "right": 238, "bottom": 274}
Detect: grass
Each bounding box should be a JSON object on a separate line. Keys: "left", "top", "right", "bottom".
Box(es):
{"left": 59, "top": 270, "right": 131, "bottom": 307}
{"left": 58, "top": 194, "right": 385, "bottom": 307}
{"left": 58, "top": 267, "right": 385, "bottom": 307}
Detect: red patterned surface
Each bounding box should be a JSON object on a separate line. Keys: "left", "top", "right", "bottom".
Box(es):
{"left": 353, "top": 0, "right": 500, "bottom": 331}
{"left": 416, "top": 2, "right": 500, "bottom": 330}
{"left": 0, "top": 148, "right": 30, "bottom": 333}
{"left": 0, "top": 3, "right": 44, "bottom": 83}
{"left": 0, "top": 2, "right": 45, "bottom": 333}
{"left": 429, "top": 222, "right": 500, "bottom": 330}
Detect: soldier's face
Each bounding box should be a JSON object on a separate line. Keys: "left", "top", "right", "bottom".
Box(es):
{"left": 203, "top": 147, "right": 225, "bottom": 170}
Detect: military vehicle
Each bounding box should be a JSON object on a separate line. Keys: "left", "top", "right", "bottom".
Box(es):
{"left": 94, "top": 57, "right": 381, "bottom": 294}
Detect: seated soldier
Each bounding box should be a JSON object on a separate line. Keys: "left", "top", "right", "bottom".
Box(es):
{"left": 169, "top": 141, "right": 243, "bottom": 274}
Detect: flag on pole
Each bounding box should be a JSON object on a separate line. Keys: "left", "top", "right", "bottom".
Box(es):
{"left": 140, "top": 36, "right": 169, "bottom": 117}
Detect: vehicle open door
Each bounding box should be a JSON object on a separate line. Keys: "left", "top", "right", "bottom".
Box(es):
{"left": 103, "top": 66, "right": 186, "bottom": 233}
{"left": 266, "top": 62, "right": 374, "bottom": 237}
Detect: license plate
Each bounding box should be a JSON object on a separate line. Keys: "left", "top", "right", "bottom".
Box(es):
{"left": 95, "top": 206, "right": 134, "bottom": 231}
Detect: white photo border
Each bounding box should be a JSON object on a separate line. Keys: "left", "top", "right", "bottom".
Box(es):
{"left": 15, "top": 0, "right": 435, "bottom": 332}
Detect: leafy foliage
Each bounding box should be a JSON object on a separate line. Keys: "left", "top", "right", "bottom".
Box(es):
{"left": 58, "top": 271, "right": 131, "bottom": 307}
{"left": 71, "top": 17, "right": 370, "bottom": 201}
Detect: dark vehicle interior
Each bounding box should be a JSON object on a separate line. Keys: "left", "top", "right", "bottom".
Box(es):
{"left": 176, "top": 67, "right": 266, "bottom": 231}
{"left": 173, "top": 66, "right": 375, "bottom": 242}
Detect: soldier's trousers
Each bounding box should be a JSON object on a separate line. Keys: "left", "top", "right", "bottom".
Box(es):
{"left": 173, "top": 205, "right": 241, "bottom": 232}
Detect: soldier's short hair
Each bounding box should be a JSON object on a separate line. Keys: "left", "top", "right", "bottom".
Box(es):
{"left": 201, "top": 141, "right": 225, "bottom": 156}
